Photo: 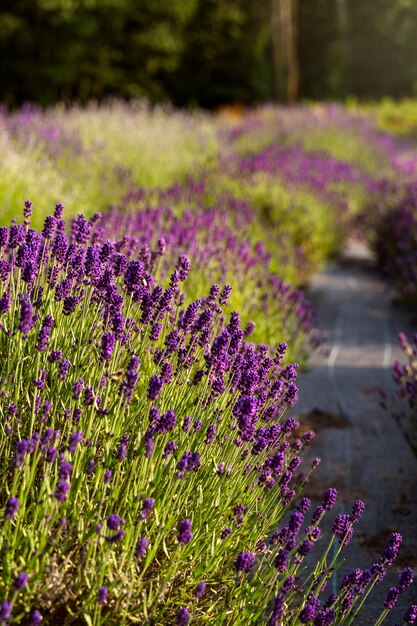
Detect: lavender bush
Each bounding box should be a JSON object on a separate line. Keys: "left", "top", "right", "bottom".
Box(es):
{"left": 367, "top": 181, "right": 417, "bottom": 308}
{"left": 0, "top": 205, "right": 413, "bottom": 625}
{"left": 381, "top": 333, "right": 417, "bottom": 458}
{"left": 101, "top": 186, "right": 316, "bottom": 362}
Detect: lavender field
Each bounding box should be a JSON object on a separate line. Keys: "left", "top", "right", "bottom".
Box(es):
{"left": 0, "top": 102, "right": 417, "bottom": 625}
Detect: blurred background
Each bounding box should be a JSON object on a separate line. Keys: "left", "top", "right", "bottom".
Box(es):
{"left": 1, "top": 0, "right": 417, "bottom": 108}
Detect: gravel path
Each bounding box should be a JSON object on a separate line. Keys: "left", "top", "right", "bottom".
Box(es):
{"left": 295, "top": 238, "right": 417, "bottom": 624}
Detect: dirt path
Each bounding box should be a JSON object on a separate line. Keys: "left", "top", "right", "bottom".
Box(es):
{"left": 295, "top": 238, "right": 417, "bottom": 623}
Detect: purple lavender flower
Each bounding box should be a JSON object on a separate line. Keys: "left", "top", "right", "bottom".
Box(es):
{"left": 314, "top": 609, "right": 335, "bottom": 625}
{"left": 140, "top": 498, "right": 154, "bottom": 520}
{"left": 274, "top": 549, "right": 288, "bottom": 572}
{"left": 404, "top": 605, "right": 417, "bottom": 624}
{"left": 68, "top": 430, "right": 83, "bottom": 453}
{"left": 104, "top": 469, "right": 113, "bottom": 484}
{"left": 177, "top": 519, "right": 193, "bottom": 544}
{"left": 14, "top": 439, "right": 30, "bottom": 467}
{"left": 156, "top": 409, "right": 177, "bottom": 433}
{"left": 107, "top": 514, "right": 123, "bottom": 531}
{"left": 144, "top": 437, "right": 154, "bottom": 458}
{"left": 0, "top": 601, "right": 12, "bottom": 622}
{"left": 147, "top": 375, "right": 163, "bottom": 401}
{"left": 0, "top": 291, "right": 11, "bottom": 314}
{"left": 84, "top": 386, "right": 94, "bottom": 406}
{"left": 332, "top": 514, "right": 353, "bottom": 544}
{"left": 204, "top": 423, "right": 216, "bottom": 444}
{"left": 59, "top": 461, "right": 73, "bottom": 480}
{"left": 120, "top": 355, "right": 140, "bottom": 402}
{"left": 0, "top": 227, "right": 8, "bottom": 247}
{"left": 371, "top": 562, "right": 387, "bottom": 584}
{"left": 297, "top": 497, "right": 312, "bottom": 513}
{"left": 5, "top": 496, "right": 19, "bottom": 520}
{"left": 48, "top": 349, "right": 62, "bottom": 363}
{"left": 178, "top": 451, "right": 201, "bottom": 474}
{"left": 351, "top": 499, "right": 365, "bottom": 522}
{"left": 124, "top": 259, "right": 145, "bottom": 294}
{"left": 53, "top": 479, "right": 70, "bottom": 501}
{"left": 149, "top": 322, "right": 162, "bottom": 341}
{"left": 382, "top": 532, "right": 403, "bottom": 565}
{"left": 42, "top": 215, "right": 56, "bottom": 239}
{"left": 58, "top": 359, "right": 70, "bottom": 380}
{"left": 384, "top": 587, "right": 401, "bottom": 612}
{"left": 18, "top": 295, "right": 33, "bottom": 333}
{"left": 97, "top": 585, "right": 108, "bottom": 605}
{"left": 63, "top": 295, "right": 80, "bottom": 316}
{"left": 135, "top": 537, "right": 149, "bottom": 559}
{"left": 398, "top": 567, "right": 414, "bottom": 592}
{"left": 268, "top": 594, "right": 285, "bottom": 625}
{"left": 194, "top": 582, "right": 207, "bottom": 598}
{"left": 221, "top": 528, "right": 232, "bottom": 539}
{"left": 13, "top": 571, "right": 29, "bottom": 590}
{"left": 219, "top": 284, "right": 232, "bottom": 305}
{"left": 101, "top": 333, "right": 116, "bottom": 361}
{"left": 45, "top": 446, "right": 57, "bottom": 463}
{"left": 72, "top": 214, "right": 92, "bottom": 244}
{"left": 162, "top": 440, "right": 177, "bottom": 458}
{"left": 298, "top": 540, "right": 315, "bottom": 557}
{"left": 176, "top": 607, "right": 190, "bottom": 626}
{"left": 323, "top": 488, "right": 337, "bottom": 511}
{"left": 27, "top": 610, "right": 43, "bottom": 625}
{"left": 234, "top": 551, "right": 255, "bottom": 573}
{"left": 299, "top": 599, "right": 320, "bottom": 623}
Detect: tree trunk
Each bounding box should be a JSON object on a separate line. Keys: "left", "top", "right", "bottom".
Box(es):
{"left": 271, "top": 0, "right": 299, "bottom": 102}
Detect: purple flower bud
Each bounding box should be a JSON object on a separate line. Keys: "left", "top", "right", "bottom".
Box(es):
{"left": 72, "top": 214, "right": 92, "bottom": 245}
{"left": 177, "top": 519, "right": 193, "bottom": 544}
{"left": 72, "top": 379, "right": 84, "bottom": 401}
{"left": 384, "top": 586, "right": 400, "bottom": 610}
{"left": 58, "top": 359, "right": 70, "bottom": 381}
{"left": 53, "top": 479, "right": 70, "bottom": 501}
{"left": 59, "top": 461, "right": 73, "bottom": 480}
{"left": 398, "top": 567, "right": 414, "bottom": 592}
{"left": 13, "top": 571, "right": 29, "bottom": 590}
{"left": 45, "top": 446, "right": 57, "bottom": 463}
{"left": 97, "top": 585, "right": 108, "bottom": 605}
{"left": 101, "top": 333, "right": 116, "bottom": 361}
{"left": 234, "top": 551, "right": 255, "bottom": 573}
{"left": 5, "top": 496, "right": 19, "bottom": 520}
{"left": 18, "top": 295, "right": 33, "bottom": 333}
{"left": 274, "top": 549, "right": 288, "bottom": 572}
{"left": 42, "top": 215, "right": 56, "bottom": 239}
{"left": 323, "top": 488, "right": 337, "bottom": 511}
{"left": 135, "top": 537, "right": 149, "bottom": 559}
{"left": 221, "top": 527, "right": 232, "bottom": 539}
{"left": 299, "top": 600, "right": 320, "bottom": 623}
{"left": 219, "top": 284, "right": 232, "bottom": 305}
{"left": 140, "top": 498, "right": 154, "bottom": 520}
{"left": 0, "top": 601, "right": 12, "bottom": 622}
{"left": 68, "top": 430, "right": 83, "bottom": 453}
{"left": 351, "top": 499, "right": 365, "bottom": 522}
{"left": 194, "top": 582, "right": 207, "bottom": 598}
{"left": 107, "top": 514, "right": 123, "bottom": 531}
{"left": 176, "top": 607, "right": 190, "bottom": 626}
{"left": 28, "top": 610, "right": 43, "bottom": 625}
{"left": 405, "top": 604, "right": 417, "bottom": 624}
{"left": 147, "top": 375, "right": 163, "bottom": 401}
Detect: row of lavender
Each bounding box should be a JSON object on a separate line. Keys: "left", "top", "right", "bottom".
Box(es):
{"left": 0, "top": 204, "right": 415, "bottom": 626}
{"left": 217, "top": 104, "right": 417, "bottom": 464}
{"left": 0, "top": 102, "right": 417, "bottom": 624}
